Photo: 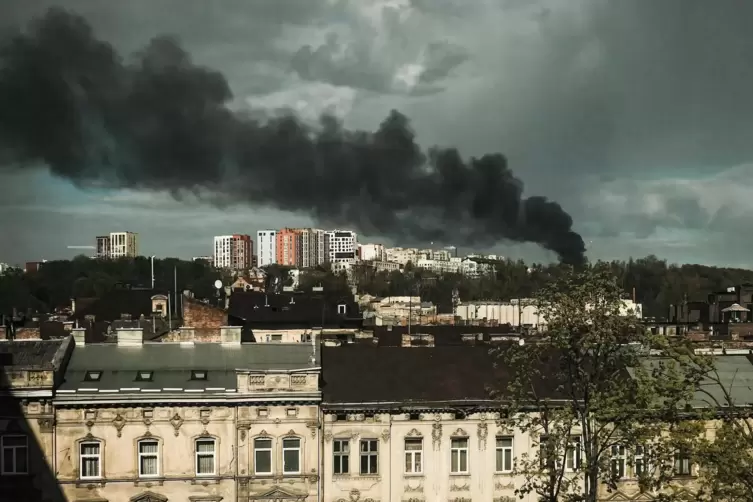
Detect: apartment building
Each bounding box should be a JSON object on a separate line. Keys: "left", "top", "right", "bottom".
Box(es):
{"left": 295, "top": 228, "right": 326, "bottom": 268}
{"left": 213, "top": 234, "right": 252, "bottom": 270}
{"left": 358, "top": 243, "right": 385, "bottom": 262}
{"left": 256, "top": 230, "right": 277, "bottom": 267}
{"left": 96, "top": 232, "right": 138, "bottom": 259}
{"left": 276, "top": 228, "right": 299, "bottom": 266}
{"left": 325, "top": 230, "right": 357, "bottom": 271}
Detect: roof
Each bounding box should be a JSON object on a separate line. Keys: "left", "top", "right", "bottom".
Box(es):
{"left": 229, "top": 291, "right": 361, "bottom": 329}
{"left": 371, "top": 325, "right": 517, "bottom": 346}
{"left": 0, "top": 339, "right": 67, "bottom": 370}
{"left": 321, "top": 345, "right": 560, "bottom": 408}
{"left": 57, "top": 343, "right": 320, "bottom": 396}
{"left": 72, "top": 288, "right": 167, "bottom": 322}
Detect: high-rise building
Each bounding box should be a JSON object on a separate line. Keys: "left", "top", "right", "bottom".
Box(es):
{"left": 293, "top": 228, "right": 326, "bottom": 268}
{"left": 276, "top": 228, "right": 299, "bottom": 266}
{"left": 256, "top": 230, "right": 277, "bottom": 267}
{"left": 325, "top": 230, "right": 358, "bottom": 270}
{"left": 213, "top": 235, "right": 252, "bottom": 270}
{"left": 96, "top": 232, "right": 138, "bottom": 259}
{"left": 358, "top": 243, "right": 385, "bottom": 261}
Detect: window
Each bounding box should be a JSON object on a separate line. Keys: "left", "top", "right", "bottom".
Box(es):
{"left": 79, "top": 441, "right": 101, "bottom": 479}
{"left": 135, "top": 371, "right": 153, "bottom": 382}
{"left": 195, "top": 439, "right": 216, "bottom": 476}
{"left": 271, "top": 334, "right": 282, "bottom": 342}
{"left": 138, "top": 439, "right": 159, "bottom": 477}
{"left": 337, "top": 304, "right": 347, "bottom": 314}
{"left": 450, "top": 438, "right": 469, "bottom": 474}
{"left": 254, "top": 438, "right": 272, "bottom": 475}
{"left": 1, "top": 436, "right": 28, "bottom": 474}
{"left": 634, "top": 445, "right": 646, "bottom": 476}
{"left": 333, "top": 439, "right": 349, "bottom": 474}
{"left": 495, "top": 437, "right": 513, "bottom": 473}
{"left": 539, "top": 437, "right": 554, "bottom": 470}
{"left": 282, "top": 438, "right": 301, "bottom": 474}
{"left": 359, "top": 439, "right": 378, "bottom": 475}
{"left": 674, "top": 449, "right": 691, "bottom": 476}
{"left": 83, "top": 371, "right": 102, "bottom": 382}
{"left": 566, "top": 436, "right": 581, "bottom": 471}
{"left": 404, "top": 438, "right": 423, "bottom": 474}
{"left": 191, "top": 370, "right": 207, "bottom": 380}
{"left": 610, "top": 445, "right": 626, "bottom": 479}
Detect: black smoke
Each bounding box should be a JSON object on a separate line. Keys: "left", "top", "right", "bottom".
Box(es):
{"left": 0, "top": 8, "right": 586, "bottom": 264}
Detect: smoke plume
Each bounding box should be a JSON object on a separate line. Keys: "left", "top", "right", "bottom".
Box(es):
{"left": 0, "top": 8, "right": 586, "bottom": 264}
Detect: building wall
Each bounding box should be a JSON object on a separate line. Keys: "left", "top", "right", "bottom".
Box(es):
{"left": 214, "top": 235, "right": 252, "bottom": 270}
{"left": 324, "top": 231, "right": 357, "bottom": 266}
{"left": 321, "top": 411, "right": 537, "bottom": 502}
{"left": 276, "top": 229, "right": 299, "bottom": 267}
{"left": 359, "top": 244, "right": 385, "bottom": 262}
{"left": 183, "top": 299, "right": 226, "bottom": 329}
{"left": 109, "top": 232, "right": 138, "bottom": 258}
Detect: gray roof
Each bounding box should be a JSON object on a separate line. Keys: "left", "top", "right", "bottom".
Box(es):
{"left": 0, "top": 340, "right": 66, "bottom": 370}
{"left": 57, "top": 342, "right": 320, "bottom": 397}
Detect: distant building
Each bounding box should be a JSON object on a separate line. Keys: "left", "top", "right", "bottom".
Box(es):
{"left": 192, "top": 256, "right": 214, "bottom": 266}
{"left": 96, "top": 232, "right": 138, "bottom": 259}
{"left": 294, "top": 228, "right": 326, "bottom": 268}
{"left": 256, "top": 229, "right": 277, "bottom": 267}
{"left": 0, "top": 262, "right": 12, "bottom": 275}
{"left": 358, "top": 243, "right": 385, "bottom": 261}
{"left": 276, "top": 228, "right": 299, "bottom": 266}
{"left": 213, "top": 234, "right": 252, "bottom": 270}
{"left": 325, "top": 230, "right": 357, "bottom": 271}
{"left": 24, "top": 260, "right": 46, "bottom": 273}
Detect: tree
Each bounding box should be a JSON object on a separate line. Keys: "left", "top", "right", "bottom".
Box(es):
{"left": 492, "top": 266, "right": 699, "bottom": 502}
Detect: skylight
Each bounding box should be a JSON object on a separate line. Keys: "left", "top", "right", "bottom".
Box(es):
{"left": 84, "top": 371, "right": 102, "bottom": 382}
{"left": 135, "top": 371, "right": 153, "bottom": 382}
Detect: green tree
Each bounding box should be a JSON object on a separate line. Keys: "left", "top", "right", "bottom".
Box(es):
{"left": 492, "top": 266, "right": 700, "bottom": 502}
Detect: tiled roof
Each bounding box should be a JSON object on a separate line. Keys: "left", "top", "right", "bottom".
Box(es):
{"left": 0, "top": 339, "right": 66, "bottom": 369}
{"left": 321, "top": 345, "right": 561, "bottom": 408}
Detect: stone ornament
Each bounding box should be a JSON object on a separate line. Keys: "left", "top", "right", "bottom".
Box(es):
{"left": 380, "top": 429, "right": 390, "bottom": 442}
{"left": 451, "top": 428, "right": 469, "bottom": 437}
{"left": 406, "top": 428, "right": 422, "bottom": 437}
{"left": 477, "top": 420, "right": 488, "bottom": 450}
{"left": 170, "top": 413, "right": 184, "bottom": 437}
{"left": 112, "top": 414, "right": 126, "bottom": 438}
{"left": 432, "top": 422, "right": 442, "bottom": 451}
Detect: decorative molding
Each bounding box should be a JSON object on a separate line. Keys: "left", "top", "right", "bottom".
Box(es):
{"left": 406, "top": 428, "right": 422, "bottom": 437}
{"left": 287, "top": 429, "right": 297, "bottom": 436}
{"left": 169, "top": 413, "right": 184, "bottom": 437}
{"left": 494, "top": 481, "right": 515, "bottom": 490}
{"left": 348, "top": 413, "right": 365, "bottom": 422}
{"left": 37, "top": 417, "right": 53, "bottom": 433}
{"left": 495, "top": 497, "right": 516, "bottom": 502}
{"left": 381, "top": 429, "right": 390, "bottom": 442}
{"left": 449, "top": 498, "right": 472, "bottom": 502}
{"left": 240, "top": 429, "right": 247, "bottom": 441}
{"left": 324, "top": 432, "right": 333, "bottom": 442}
{"left": 335, "top": 488, "right": 379, "bottom": 502}
{"left": 451, "top": 428, "right": 469, "bottom": 438}
{"left": 258, "top": 430, "right": 270, "bottom": 438}
{"left": 129, "top": 490, "right": 168, "bottom": 502}
{"left": 477, "top": 421, "right": 488, "bottom": 450}
{"left": 450, "top": 482, "right": 470, "bottom": 492}
{"left": 199, "top": 408, "right": 211, "bottom": 426}
{"left": 305, "top": 420, "right": 318, "bottom": 438}
{"left": 404, "top": 480, "right": 424, "bottom": 492}
{"left": 432, "top": 422, "right": 442, "bottom": 451}
{"left": 112, "top": 414, "right": 126, "bottom": 438}
{"left": 85, "top": 420, "right": 95, "bottom": 432}
{"left": 142, "top": 430, "right": 153, "bottom": 438}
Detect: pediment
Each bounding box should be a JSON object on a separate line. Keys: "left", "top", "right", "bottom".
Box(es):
{"left": 249, "top": 486, "right": 307, "bottom": 501}
{"left": 130, "top": 491, "right": 168, "bottom": 502}
{"left": 603, "top": 492, "right": 631, "bottom": 502}
{"left": 631, "top": 493, "right": 656, "bottom": 501}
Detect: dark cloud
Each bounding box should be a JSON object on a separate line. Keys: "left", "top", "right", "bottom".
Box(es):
{"left": 0, "top": 8, "right": 586, "bottom": 264}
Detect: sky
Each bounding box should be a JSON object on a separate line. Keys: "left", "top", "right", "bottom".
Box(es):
{"left": 2, "top": 0, "right": 753, "bottom": 267}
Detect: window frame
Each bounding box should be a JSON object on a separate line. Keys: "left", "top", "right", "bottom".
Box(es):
{"left": 404, "top": 437, "right": 423, "bottom": 475}
{"left": 79, "top": 440, "right": 102, "bottom": 480}
{"left": 610, "top": 444, "right": 626, "bottom": 479}
{"left": 674, "top": 448, "right": 692, "bottom": 477}
{"left": 282, "top": 437, "right": 302, "bottom": 474}
{"left": 565, "top": 436, "right": 582, "bottom": 472}
{"left": 253, "top": 437, "right": 273, "bottom": 475}
{"left": 1, "top": 435, "right": 28, "bottom": 475}
{"left": 359, "top": 438, "right": 379, "bottom": 475}
{"left": 137, "top": 438, "right": 160, "bottom": 478}
{"left": 633, "top": 444, "right": 648, "bottom": 477}
{"left": 495, "top": 436, "right": 514, "bottom": 473}
{"left": 333, "top": 439, "right": 350, "bottom": 475}
{"left": 450, "top": 437, "right": 469, "bottom": 474}
{"left": 194, "top": 438, "right": 217, "bottom": 477}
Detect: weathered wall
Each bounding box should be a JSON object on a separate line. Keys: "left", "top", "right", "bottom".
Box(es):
{"left": 183, "top": 300, "right": 226, "bottom": 329}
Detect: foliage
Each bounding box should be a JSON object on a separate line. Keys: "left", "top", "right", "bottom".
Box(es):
{"left": 492, "top": 266, "right": 701, "bottom": 502}
{"left": 0, "top": 255, "right": 229, "bottom": 314}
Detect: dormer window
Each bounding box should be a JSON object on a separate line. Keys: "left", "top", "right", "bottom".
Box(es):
{"left": 191, "top": 370, "right": 208, "bottom": 380}
{"left": 84, "top": 371, "right": 102, "bottom": 382}
{"left": 337, "top": 304, "right": 347, "bottom": 315}
{"left": 135, "top": 371, "right": 153, "bottom": 382}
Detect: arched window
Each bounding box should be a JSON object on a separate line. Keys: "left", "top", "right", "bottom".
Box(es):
{"left": 137, "top": 438, "right": 159, "bottom": 477}
{"left": 79, "top": 440, "right": 102, "bottom": 479}
{"left": 195, "top": 438, "right": 216, "bottom": 476}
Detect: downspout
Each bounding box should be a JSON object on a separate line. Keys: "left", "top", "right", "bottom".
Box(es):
{"left": 318, "top": 405, "right": 323, "bottom": 502}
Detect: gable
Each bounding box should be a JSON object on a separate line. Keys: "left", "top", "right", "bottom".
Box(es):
{"left": 130, "top": 491, "right": 168, "bottom": 502}
{"left": 249, "top": 486, "right": 307, "bottom": 500}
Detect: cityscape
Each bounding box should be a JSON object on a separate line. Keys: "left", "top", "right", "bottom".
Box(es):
{"left": 3, "top": 3, "right": 753, "bottom": 502}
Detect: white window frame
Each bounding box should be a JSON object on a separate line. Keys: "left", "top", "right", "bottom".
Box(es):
{"left": 1, "top": 435, "right": 28, "bottom": 475}
{"left": 359, "top": 439, "right": 379, "bottom": 475}
{"left": 610, "top": 444, "right": 626, "bottom": 479}
{"left": 137, "top": 438, "right": 160, "bottom": 478}
{"left": 633, "top": 444, "right": 648, "bottom": 477}
{"left": 337, "top": 304, "right": 347, "bottom": 314}
{"left": 674, "top": 448, "right": 691, "bottom": 477}
{"left": 450, "top": 437, "right": 469, "bottom": 474}
{"left": 333, "top": 439, "right": 349, "bottom": 474}
{"left": 282, "top": 437, "right": 302, "bottom": 474}
{"left": 254, "top": 437, "right": 273, "bottom": 475}
{"left": 404, "top": 438, "right": 423, "bottom": 474}
{"left": 495, "top": 436, "right": 513, "bottom": 473}
{"left": 79, "top": 441, "right": 102, "bottom": 479}
{"left": 565, "top": 436, "right": 582, "bottom": 472}
{"left": 195, "top": 438, "right": 217, "bottom": 476}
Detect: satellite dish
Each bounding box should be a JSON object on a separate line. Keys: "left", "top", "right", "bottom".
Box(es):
{"left": 214, "top": 280, "right": 223, "bottom": 290}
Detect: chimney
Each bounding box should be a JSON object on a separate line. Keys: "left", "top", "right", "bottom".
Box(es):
{"left": 220, "top": 326, "right": 241, "bottom": 345}
{"left": 179, "top": 327, "right": 195, "bottom": 344}
{"left": 72, "top": 328, "right": 86, "bottom": 346}
{"left": 117, "top": 327, "right": 143, "bottom": 346}
{"left": 71, "top": 298, "right": 76, "bottom": 314}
